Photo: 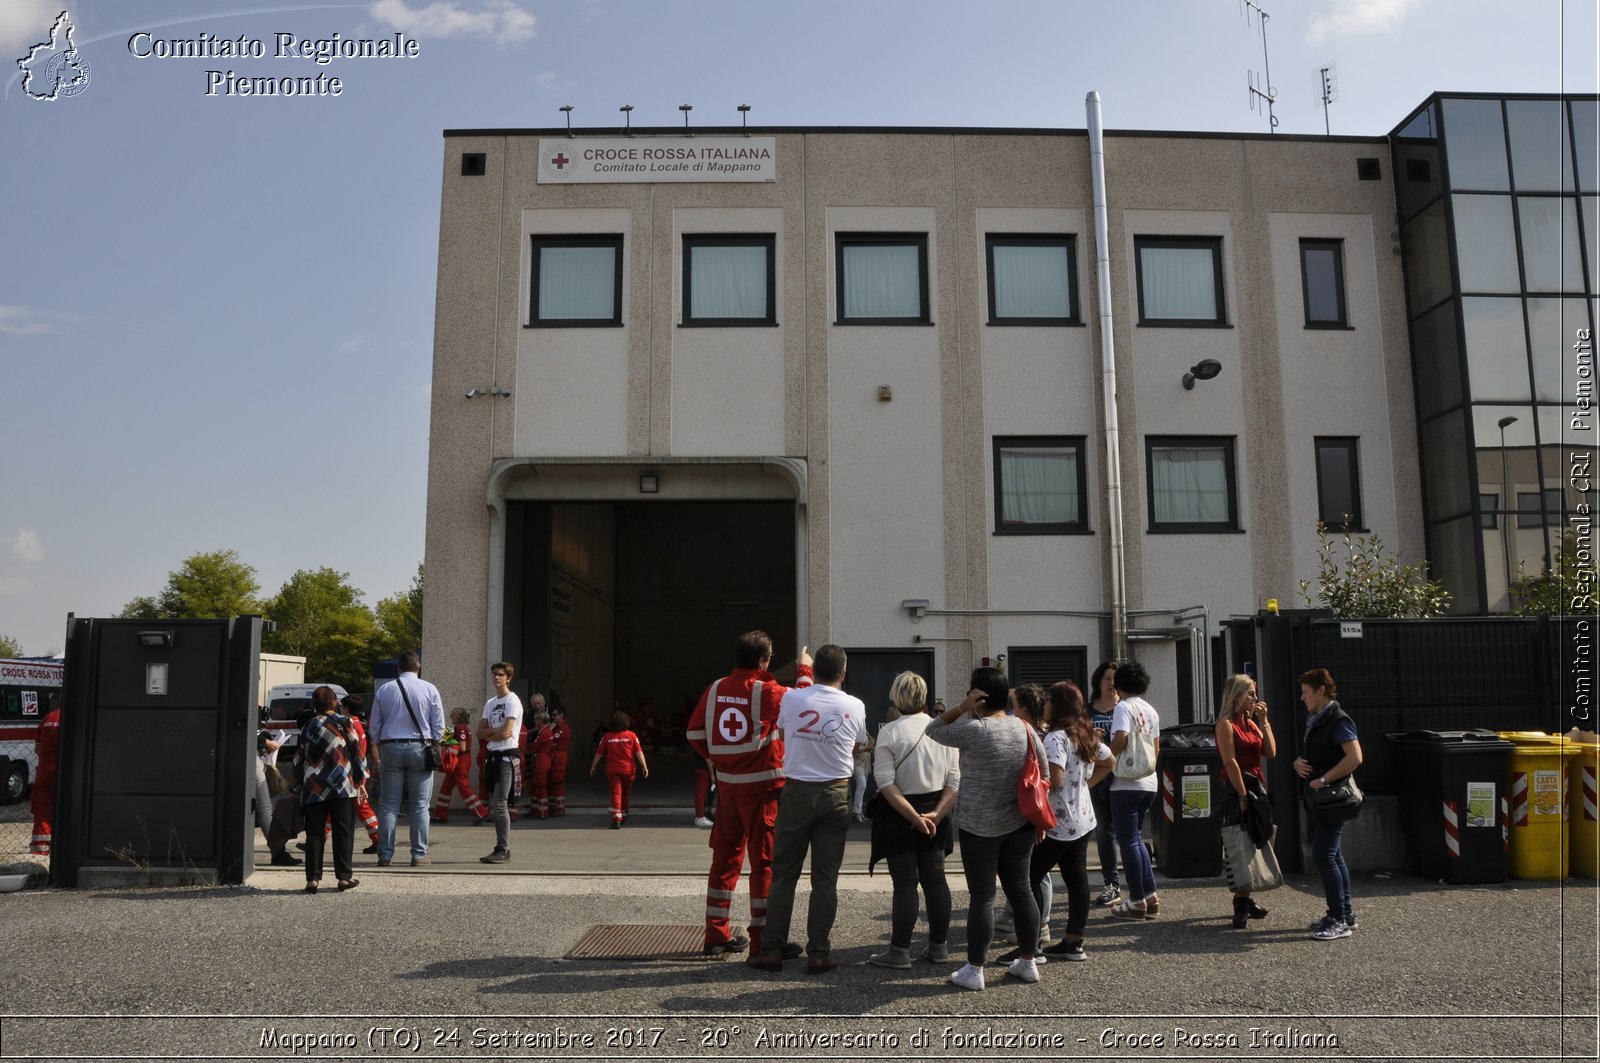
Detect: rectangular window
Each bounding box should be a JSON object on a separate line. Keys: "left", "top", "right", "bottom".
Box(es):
{"left": 1146, "top": 437, "right": 1239, "bottom": 532}
{"left": 835, "top": 233, "right": 930, "bottom": 324}
{"left": 993, "top": 437, "right": 1089, "bottom": 534}
{"left": 682, "top": 234, "right": 776, "bottom": 326}
{"left": 1134, "top": 237, "right": 1226, "bottom": 325}
{"left": 1314, "top": 437, "right": 1364, "bottom": 530}
{"left": 529, "top": 235, "right": 623, "bottom": 326}
{"left": 1479, "top": 492, "right": 1499, "bottom": 529}
{"left": 1300, "top": 239, "right": 1350, "bottom": 328}
{"left": 1517, "top": 487, "right": 1563, "bottom": 528}
{"left": 986, "top": 234, "right": 1078, "bottom": 324}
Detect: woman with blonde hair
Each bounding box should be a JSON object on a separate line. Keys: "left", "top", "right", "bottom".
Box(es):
{"left": 867, "top": 670, "right": 960, "bottom": 969}
{"left": 1216, "top": 673, "right": 1276, "bottom": 928}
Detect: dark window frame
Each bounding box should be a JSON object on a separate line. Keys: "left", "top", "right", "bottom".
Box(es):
{"left": 1300, "top": 238, "right": 1352, "bottom": 329}
{"left": 527, "top": 234, "right": 624, "bottom": 328}
{"left": 681, "top": 233, "right": 778, "bottom": 327}
{"left": 992, "top": 435, "right": 1091, "bottom": 536}
{"left": 1517, "top": 487, "right": 1564, "bottom": 528}
{"left": 984, "top": 233, "right": 1081, "bottom": 326}
{"left": 1145, "top": 435, "right": 1241, "bottom": 533}
{"left": 1133, "top": 236, "right": 1228, "bottom": 327}
{"left": 834, "top": 232, "right": 932, "bottom": 325}
{"left": 1478, "top": 492, "right": 1500, "bottom": 529}
{"left": 1314, "top": 436, "right": 1366, "bottom": 531}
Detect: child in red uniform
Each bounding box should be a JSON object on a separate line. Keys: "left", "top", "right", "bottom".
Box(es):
{"left": 434, "top": 707, "right": 490, "bottom": 824}
{"left": 549, "top": 705, "right": 572, "bottom": 815}
{"left": 590, "top": 710, "right": 648, "bottom": 829}
{"left": 526, "top": 709, "right": 553, "bottom": 818}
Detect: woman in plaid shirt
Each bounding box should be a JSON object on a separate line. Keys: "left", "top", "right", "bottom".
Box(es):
{"left": 295, "top": 686, "right": 369, "bottom": 894}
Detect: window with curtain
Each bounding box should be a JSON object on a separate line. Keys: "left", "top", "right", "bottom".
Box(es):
{"left": 529, "top": 235, "right": 623, "bottom": 325}
{"left": 683, "top": 235, "right": 776, "bottom": 325}
{"left": 1300, "top": 239, "right": 1350, "bottom": 327}
{"left": 1314, "top": 437, "right": 1364, "bottom": 530}
{"left": 835, "top": 233, "right": 929, "bottom": 323}
{"left": 1135, "top": 237, "right": 1226, "bottom": 325}
{"left": 1146, "top": 437, "right": 1238, "bottom": 531}
{"left": 986, "top": 234, "right": 1077, "bottom": 324}
{"left": 993, "top": 437, "right": 1088, "bottom": 534}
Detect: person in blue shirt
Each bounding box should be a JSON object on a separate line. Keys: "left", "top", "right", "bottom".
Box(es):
{"left": 1293, "top": 668, "right": 1363, "bottom": 940}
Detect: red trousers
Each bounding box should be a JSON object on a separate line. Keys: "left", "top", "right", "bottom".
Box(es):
{"left": 436, "top": 756, "right": 488, "bottom": 821}
{"left": 528, "top": 754, "right": 551, "bottom": 816}
{"left": 694, "top": 766, "right": 712, "bottom": 819}
{"left": 607, "top": 772, "right": 635, "bottom": 823}
{"left": 703, "top": 786, "right": 779, "bottom": 952}
{"left": 550, "top": 753, "right": 569, "bottom": 814}
{"left": 29, "top": 770, "right": 55, "bottom": 855}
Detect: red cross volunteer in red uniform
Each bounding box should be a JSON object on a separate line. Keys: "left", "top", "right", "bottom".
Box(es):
{"left": 687, "top": 631, "right": 813, "bottom": 958}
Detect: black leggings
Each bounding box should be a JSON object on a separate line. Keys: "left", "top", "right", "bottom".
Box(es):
{"left": 958, "top": 826, "right": 1038, "bottom": 966}
{"left": 884, "top": 847, "right": 952, "bottom": 949}
{"left": 1030, "top": 832, "right": 1091, "bottom": 941}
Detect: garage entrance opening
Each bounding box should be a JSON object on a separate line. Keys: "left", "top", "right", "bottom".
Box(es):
{"left": 502, "top": 500, "right": 798, "bottom": 806}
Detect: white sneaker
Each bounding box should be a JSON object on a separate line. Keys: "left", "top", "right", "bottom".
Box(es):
{"left": 693, "top": 817, "right": 714, "bottom": 829}
{"left": 1006, "top": 957, "right": 1040, "bottom": 984}
{"left": 949, "top": 963, "right": 986, "bottom": 991}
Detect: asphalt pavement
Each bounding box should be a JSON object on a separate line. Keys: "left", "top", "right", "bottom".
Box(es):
{"left": 3, "top": 807, "right": 1597, "bottom": 1062}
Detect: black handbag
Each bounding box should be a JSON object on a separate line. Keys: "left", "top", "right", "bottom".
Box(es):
{"left": 394, "top": 675, "right": 444, "bottom": 772}
{"left": 1306, "top": 775, "right": 1364, "bottom": 822}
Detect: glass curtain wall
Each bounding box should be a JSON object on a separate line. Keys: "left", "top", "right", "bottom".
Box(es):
{"left": 1393, "top": 94, "right": 1598, "bottom": 613}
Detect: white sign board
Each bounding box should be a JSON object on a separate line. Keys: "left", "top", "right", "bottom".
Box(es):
{"left": 538, "top": 137, "right": 777, "bottom": 183}
{"left": 1340, "top": 622, "right": 1364, "bottom": 639}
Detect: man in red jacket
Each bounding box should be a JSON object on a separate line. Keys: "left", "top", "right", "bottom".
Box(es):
{"left": 29, "top": 706, "right": 61, "bottom": 855}
{"left": 687, "top": 631, "right": 811, "bottom": 959}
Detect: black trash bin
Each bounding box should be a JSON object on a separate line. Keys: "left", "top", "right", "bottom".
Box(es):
{"left": 1152, "top": 723, "right": 1224, "bottom": 878}
{"left": 1384, "top": 730, "right": 1514, "bottom": 884}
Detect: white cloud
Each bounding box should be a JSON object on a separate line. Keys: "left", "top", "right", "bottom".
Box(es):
{"left": 338, "top": 335, "right": 370, "bottom": 352}
{"left": 1308, "top": 0, "right": 1420, "bottom": 40}
{"left": 0, "top": 305, "right": 73, "bottom": 335}
{"left": 0, "top": 576, "right": 33, "bottom": 596}
{"left": 371, "top": 0, "right": 537, "bottom": 45}
{"left": 6, "top": 529, "right": 43, "bottom": 563}
{"left": 0, "top": 0, "right": 69, "bottom": 53}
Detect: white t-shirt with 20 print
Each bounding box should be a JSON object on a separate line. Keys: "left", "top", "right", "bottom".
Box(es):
{"left": 777, "top": 684, "right": 866, "bottom": 782}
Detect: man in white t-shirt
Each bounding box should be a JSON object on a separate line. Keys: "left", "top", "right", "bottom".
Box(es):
{"left": 748, "top": 644, "right": 866, "bottom": 974}
{"left": 477, "top": 661, "right": 524, "bottom": 864}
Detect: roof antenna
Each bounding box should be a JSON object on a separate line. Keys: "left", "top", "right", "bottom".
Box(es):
{"left": 1317, "top": 63, "right": 1339, "bottom": 136}
{"left": 1241, "top": 0, "right": 1278, "bottom": 134}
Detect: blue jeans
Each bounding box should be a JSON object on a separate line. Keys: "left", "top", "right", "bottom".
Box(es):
{"left": 1090, "top": 781, "right": 1119, "bottom": 886}
{"left": 1109, "top": 789, "right": 1157, "bottom": 901}
{"left": 1309, "top": 818, "right": 1353, "bottom": 922}
{"left": 377, "top": 741, "right": 434, "bottom": 861}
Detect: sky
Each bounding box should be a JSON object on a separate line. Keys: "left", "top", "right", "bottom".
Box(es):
{"left": 0, "top": 0, "right": 1595, "bottom": 657}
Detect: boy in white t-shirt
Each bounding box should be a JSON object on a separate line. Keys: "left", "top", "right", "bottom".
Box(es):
{"left": 477, "top": 662, "right": 524, "bottom": 864}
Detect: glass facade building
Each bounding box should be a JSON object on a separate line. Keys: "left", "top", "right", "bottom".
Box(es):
{"left": 1393, "top": 94, "right": 1599, "bottom": 612}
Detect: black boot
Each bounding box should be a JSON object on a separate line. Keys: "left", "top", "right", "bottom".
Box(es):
{"left": 1231, "top": 896, "right": 1250, "bottom": 929}
{"left": 1245, "top": 898, "right": 1269, "bottom": 919}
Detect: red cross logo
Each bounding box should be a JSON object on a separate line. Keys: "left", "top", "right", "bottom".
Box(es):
{"left": 550, "top": 152, "right": 570, "bottom": 169}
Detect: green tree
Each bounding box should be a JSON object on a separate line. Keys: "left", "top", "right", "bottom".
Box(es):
{"left": 1298, "top": 522, "right": 1452, "bottom": 618}
{"left": 373, "top": 562, "right": 423, "bottom": 659}
{"left": 1510, "top": 532, "right": 1598, "bottom": 616}
{"left": 263, "top": 567, "right": 380, "bottom": 691}
{"left": 120, "top": 550, "right": 263, "bottom": 619}
{"left": 0, "top": 633, "right": 23, "bottom": 658}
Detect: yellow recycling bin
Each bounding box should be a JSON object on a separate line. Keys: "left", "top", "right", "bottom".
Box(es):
{"left": 1570, "top": 739, "right": 1600, "bottom": 880}
{"left": 1497, "top": 732, "right": 1579, "bottom": 879}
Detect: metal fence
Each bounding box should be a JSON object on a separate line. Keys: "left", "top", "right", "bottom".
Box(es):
{"left": 1, "top": 738, "right": 39, "bottom": 860}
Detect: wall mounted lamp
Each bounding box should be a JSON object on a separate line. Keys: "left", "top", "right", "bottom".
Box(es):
{"left": 639, "top": 472, "right": 660, "bottom": 494}
{"left": 1182, "top": 359, "right": 1224, "bottom": 390}
{"left": 901, "top": 598, "right": 929, "bottom": 619}
{"left": 464, "top": 387, "right": 512, "bottom": 399}
{"left": 138, "top": 630, "right": 175, "bottom": 648}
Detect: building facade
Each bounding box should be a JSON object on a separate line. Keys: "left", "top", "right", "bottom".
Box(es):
{"left": 423, "top": 94, "right": 1594, "bottom": 740}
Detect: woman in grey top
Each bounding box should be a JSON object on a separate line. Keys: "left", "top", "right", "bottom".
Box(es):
{"left": 926, "top": 666, "right": 1049, "bottom": 991}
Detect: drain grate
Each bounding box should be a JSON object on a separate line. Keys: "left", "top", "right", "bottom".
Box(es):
{"left": 564, "top": 924, "right": 716, "bottom": 961}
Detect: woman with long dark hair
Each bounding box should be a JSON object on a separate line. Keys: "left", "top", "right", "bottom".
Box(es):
{"left": 1030, "top": 680, "right": 1113, "bottom": 961}
{"left": 1293, "top": 668, "right": 1363, "bottom": 940}
{"left": 926, "top": 667, "right": 1049, "bottom": 991}
{"left": 1086, "top": 659, "right": 1122, "bottom": 906}
{"left": 295, "top": 686, "right": 367, "bottom": 894}
{"left": 1107, "top": 660, "right": 1161, "bottom": 920}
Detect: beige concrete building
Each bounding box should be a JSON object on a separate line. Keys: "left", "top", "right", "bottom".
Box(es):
{"left": 423, "top": 95, "right": 1597, "bottom": 742}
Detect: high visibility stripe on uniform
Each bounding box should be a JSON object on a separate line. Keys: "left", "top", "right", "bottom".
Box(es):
{"left": 747, "top": 915, "right": 766, "bottom": 927}
{"left": 707, "top": 888, "right": 736, "bottom": 900}
{"left": 716, "top": 767, "right": 785, "bottom": 785}
{"left": 704, "top": 679, "right": 767, "bottom": 756}
{"left": 705, "top": 905, "right": 730, "bottom": 919}
{"left": 749, "top": 897, "right": 766, "bottom": 909}
{"left": 686, "top": 729, "right": 706, "bottom": 741}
